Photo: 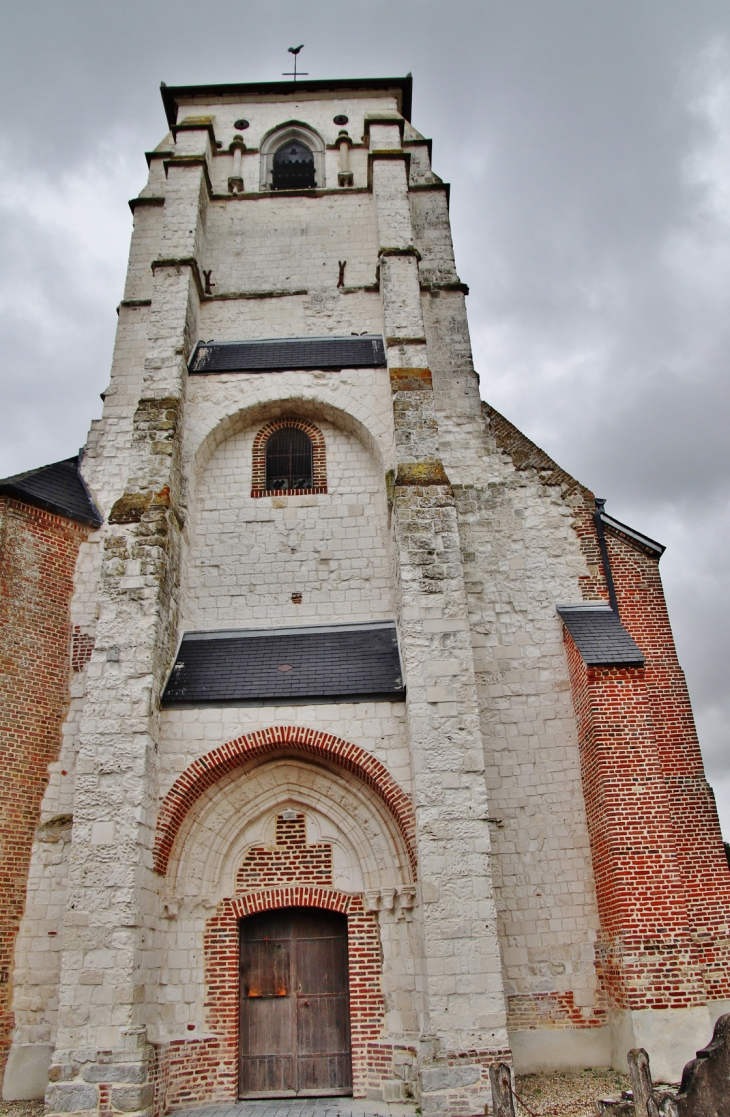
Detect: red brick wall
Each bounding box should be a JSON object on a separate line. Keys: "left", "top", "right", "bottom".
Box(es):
{"left": 507, "top": 990, "right": 606, "bottom": 1031}
{"left": 236, "top": 812, "right": 333, "bottom": 890}
{"left": 563, "top": 523, "right": 730, "bottom": 1012}
{"left": 0, "top": 497, "right": 88, "bottom": 1073}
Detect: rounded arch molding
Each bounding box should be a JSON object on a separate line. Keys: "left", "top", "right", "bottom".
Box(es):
{"left": 251, "top": 416, "right": 327, "bottom": 496}
{"left": 153, "top": 727, "right": 417, "bottom": 878}
{"left": 189, "top": 396, "right": 389, "bottom": 489}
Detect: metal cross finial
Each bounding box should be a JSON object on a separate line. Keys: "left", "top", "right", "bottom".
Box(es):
{"left": 283, "top": 44, "right": 308, "bottom": 81}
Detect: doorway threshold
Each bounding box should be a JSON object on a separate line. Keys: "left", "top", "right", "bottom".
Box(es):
{"left": 170, "top": 1099, "right": 417, "bottom": 1117}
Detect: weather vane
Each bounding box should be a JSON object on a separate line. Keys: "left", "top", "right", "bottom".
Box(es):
{"left": 283, "top": 44, "right": 308, "bottom": 81}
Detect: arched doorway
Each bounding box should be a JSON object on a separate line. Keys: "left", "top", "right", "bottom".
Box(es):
{"left": 239, "top": 907, "right": 352, "bottom": 1098}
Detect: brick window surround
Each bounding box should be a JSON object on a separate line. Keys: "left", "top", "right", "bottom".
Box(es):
{"left": 153, "top": 726, "right": 417, "bottom": 879}
{"left": 251, "top": 418, "right": 327, "bottom": 497}
{"left": 203, "top": 887, "right": 384, "bottom": 1101}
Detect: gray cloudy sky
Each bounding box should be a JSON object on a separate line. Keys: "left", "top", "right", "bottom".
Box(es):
{"left": 2, "top": 1, "right": 730, "bottom": 829}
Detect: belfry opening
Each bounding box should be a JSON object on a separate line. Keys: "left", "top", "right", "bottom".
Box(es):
{"left": 272, "top": 140, "right": 316, "bottom": 189}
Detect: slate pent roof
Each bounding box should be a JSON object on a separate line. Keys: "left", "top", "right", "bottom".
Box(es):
{"left": 0, "top": 455, "right": 102, "bottom": 527}
{"left": 189, "top": 335, "right": 387, "bottom": 375}
{"left": 557, "top": 604, "right": 645, "bottom": 667}
{"left": 162, "top": 621, "right": 405, "bottom": 706}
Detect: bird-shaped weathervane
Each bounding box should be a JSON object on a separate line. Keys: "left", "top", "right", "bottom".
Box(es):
{"left": 283, "top": 44, "right": 308, "bottom": 81}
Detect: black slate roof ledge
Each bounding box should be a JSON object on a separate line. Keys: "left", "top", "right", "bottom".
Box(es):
{"left": 162, "top": 620, "right": 405, "bottom": 707}
{"left": 557, "top": 603, "right": 645, "bottom": 667}
{"left": 189, "top": 335, "right": 387, "bottom": 374}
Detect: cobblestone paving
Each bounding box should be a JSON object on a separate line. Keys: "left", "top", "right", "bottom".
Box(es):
{"left": 172, "top": 1101, "right": 417, "bottom": 1117}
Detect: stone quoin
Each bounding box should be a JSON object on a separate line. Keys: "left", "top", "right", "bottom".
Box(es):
{"left": 0, "top": 73, "right": 728, "bottom": 1117}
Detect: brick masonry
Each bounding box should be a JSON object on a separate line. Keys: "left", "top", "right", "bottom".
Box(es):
{"left": 0, "top": 497, "right": 89, "bottom": 1078}
{"left": 563, "top": 526, "right": 730, "bottom": 1014}
{"left": 235, "top": 812, "right": 333, "bottom": 890}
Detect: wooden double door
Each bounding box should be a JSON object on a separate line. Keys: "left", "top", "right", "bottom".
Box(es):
{"left": 239, "top": 907, "right": 352, "bottom": 1098}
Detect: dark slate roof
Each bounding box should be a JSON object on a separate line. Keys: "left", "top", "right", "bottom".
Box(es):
{"left": 557, "top": 604, "right": 645, "bottom": 667}
{"left": 600, "top": 511, "right": 665, "bottom": 558}
{"left": 189, "top": 336, "right": 386, "bottom": 374}
{"left": 0, "top": 455, "right": 102, "bottom": 527}
{"left": 162, "top": 621, "right": 405, "bottom": 706}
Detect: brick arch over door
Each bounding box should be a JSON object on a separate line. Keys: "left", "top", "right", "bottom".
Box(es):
{"left": 153, "top": 727, "right": 417, "bottom": 878}
{"left": 251, "top": 417, "right": 327, "bottom": 497}
{"left": 193, "top": 887, "right": 385, "bottom": 1105}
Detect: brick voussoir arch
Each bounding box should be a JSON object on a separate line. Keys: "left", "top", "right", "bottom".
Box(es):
{"left": 251, "top": 417, "right": 327, "bottom": 496}
{"left": 154, "top": 726, "right": 417, "bottom": 878}
{"left": 230, "top": 886, "right": 354, "bottom": 919}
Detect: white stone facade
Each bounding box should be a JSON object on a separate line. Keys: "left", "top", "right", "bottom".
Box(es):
{"left": 4, "top": 76, "right": 641, "bottom": 1116}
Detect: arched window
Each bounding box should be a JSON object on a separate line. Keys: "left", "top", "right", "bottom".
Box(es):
{"left": 272, "top": 140, "right": 315, "bottom": 190}
{"left": 251, "top": 418, "right": 327, "bottom": 497}
{"left": 260, "top": 123, "right": 325, "bottom": 191}
{"left": 265, "top": 427, "right": 314, "bottom": 491}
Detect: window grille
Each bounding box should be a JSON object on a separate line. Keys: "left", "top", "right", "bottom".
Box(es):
{"left": 265, "top": 428, "right": 314, "bottom": 491}
{"left": 272, "top": 140, "right": 316, "bottom": 190}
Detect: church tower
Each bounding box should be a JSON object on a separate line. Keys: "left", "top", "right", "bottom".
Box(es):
{"left": 2, "top": 75, "right": 730, "bottom": 1117}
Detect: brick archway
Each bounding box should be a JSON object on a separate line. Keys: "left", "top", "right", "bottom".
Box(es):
{"left": 153, "top": 888, "right": 387, "bottom": 1108}
{"left": 153, "top": 727, "right": 417, "bottom": 878}
{"left": 251, "top": 417, "right": 327, "bottom": 496}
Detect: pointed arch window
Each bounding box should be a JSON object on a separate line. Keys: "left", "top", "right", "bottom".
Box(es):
{"left": 260, "top": 123, "right": 325, "bottom": 191}
{"left": 272, "top": 140, "right": 316, "bottom": 190}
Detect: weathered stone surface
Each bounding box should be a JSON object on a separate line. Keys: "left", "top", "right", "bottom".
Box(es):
{"left": 110, "top": 1084, "right": 154, "bottom": 1111}
{"left": 45, "top": 1083, "right": 98, "bottom": 1112}
{"left": 82, "top": 1063, "right": 146, "bottom": 1083}
{"left": 421, "top": 1063, "right": 481, "bottom": 1091}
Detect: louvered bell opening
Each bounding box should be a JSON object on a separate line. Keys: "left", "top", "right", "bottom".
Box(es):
{"left": 265, "top": 428, "right": 314, "bottom": 491}
{"left": 272, "top": 140, "right": 316, "bottom": 190}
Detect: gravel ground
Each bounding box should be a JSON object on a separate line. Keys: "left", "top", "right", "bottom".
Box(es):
{"left": 0, "top": 1102, "right": 43, "bottom": 1117}
{"left": 514, "top": 1070, "right": 632, "bottom": 1116}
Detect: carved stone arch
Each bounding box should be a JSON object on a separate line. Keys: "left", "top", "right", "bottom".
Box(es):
{"left": 259, "top": 120, "right": 326, "bottom": 190}
{"left": 153, "top": 727, "right": 417, "bottom": 880}
{"left": 251, "top": 416, "right": 326, "bottom": 496}
{"left": 164, "top": 758, "right": 413, "bottom": 904}
{"left": 189, "top": 397, "right": 390, "bottom": 492}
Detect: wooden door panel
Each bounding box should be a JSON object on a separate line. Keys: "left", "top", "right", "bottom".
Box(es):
{"left": 239, "top": 907, "right": 352, "bottom": 1098}
{"left": 240, "top": 1053, "right": 295, "bottom": 1096}
{"left": 296, "top": 935, "right": 347, "bottom": 993}
{"left": 296, "top": 1054, "right": 351, "bottom": 1095}
{"left": 297, "top": 994, "right": 349, "bottom": 1053}
{"left": 241, "top": 995, "right": 292, "bottom": 1055}
{"left": 242, "top": 939, "right": 290, "bottom": 999}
